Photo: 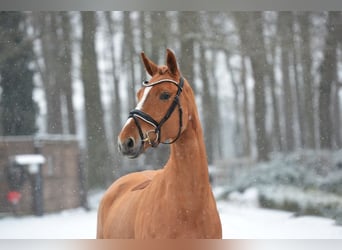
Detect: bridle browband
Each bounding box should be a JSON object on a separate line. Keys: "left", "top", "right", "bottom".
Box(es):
{"left": 128, "top": 77, "right": 184, "bottom": 148}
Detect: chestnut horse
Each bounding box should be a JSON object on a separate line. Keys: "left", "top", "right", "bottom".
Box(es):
{"left": 97, "top": 49, "right": 222, "bottom": 239}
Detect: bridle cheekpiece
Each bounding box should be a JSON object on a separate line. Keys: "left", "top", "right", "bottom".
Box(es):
{"left": 128, "top": 77, "right": 184, "bottom": 148}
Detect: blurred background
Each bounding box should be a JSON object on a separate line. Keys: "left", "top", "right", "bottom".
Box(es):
{"left": 0, "top": 11, "right": 342, "bottom": 228}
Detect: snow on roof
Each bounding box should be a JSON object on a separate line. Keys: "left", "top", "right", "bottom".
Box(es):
{"left": 0, "top": 134, "right": 79, "bottom": 142}
{"left": 11, "top": 154, "right": 46, "bottom": 165}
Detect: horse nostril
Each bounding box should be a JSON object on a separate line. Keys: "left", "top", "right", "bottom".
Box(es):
{"left": 118, "top": 137, "right": 136, "bottom": 155}
{"left": 127, "top": 137, "right": 135, "bottom": 149}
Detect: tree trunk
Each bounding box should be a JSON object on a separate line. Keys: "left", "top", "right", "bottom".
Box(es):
{"left": 278, "top": 12, "right": 295, "bottom": 152}
{"left": 234, "top": 16, "right": 253, "bottom": 156}
{"left": 81, "top": 12, "right": 112, "bottom": 188}
{"left": 123, "top": 12, "right": 137, "bottom": 111}
{"left": 60, "top": 12, "right": 76, "bottom": 134}
{"left": 105, "top": 12, "right": 122, "bottom": 178}
{"left": 318, "top": 12, "right": 339, "bottom": 149}
{"left": 267, "top": 31, "right": 283, "bottom": 152}
{"left": 200, "top": 46, "right": 215, "bottom": 164}
{"left": 225, "top": 51, "right": 243, "bottom": 157}
{"left": 0, "top": 12, "right": 37, "bottom": 136}
{"left": 179, "top": 12, "right": 198, "bottom": 93}
{"left": 291, "top": 14, "right": 305, "bottom": 148}
{"left": 40, "top": 12, "right": 63, "bottom": 134}
{"left": 241, "top": 56, "right": 251, "bottom": 157}
{"left": 234, "top": 12, "right": 269, "bottom": 161}
{"left": 208, "top": 50, "right": 223, "bottom": 160}
{"left": 332, "top": 13, "right": 342, "bottom": 148}
{"left": 332, "top": 70, "right": 341, "bottom": 148}
{"left": 149, "top": 12, "right": 169, "bottom": 63}
{"left": 298, "top": 12, "right": 316, "bottom": 148}
{"left": 139, "top": 12, "right": 147, "bottom": 77}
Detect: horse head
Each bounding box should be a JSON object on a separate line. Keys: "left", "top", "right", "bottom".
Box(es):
{"left": 118, "top": 49, "right": 192, "bottom": 158}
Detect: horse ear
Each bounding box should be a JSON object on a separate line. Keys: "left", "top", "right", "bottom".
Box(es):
{"left": 166, "top": 48, "right": 179, "bottom": 76}
{"left": 141, "top": 52, "right": 158, "bottom": 76}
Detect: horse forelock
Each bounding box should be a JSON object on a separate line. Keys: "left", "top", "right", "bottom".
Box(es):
{"left": 158, "top": 66, "right": 168, "bottom": 75}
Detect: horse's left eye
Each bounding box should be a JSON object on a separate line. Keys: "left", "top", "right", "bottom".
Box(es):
{"left": 160, "top": 92, "right": 171, "bottom": 100}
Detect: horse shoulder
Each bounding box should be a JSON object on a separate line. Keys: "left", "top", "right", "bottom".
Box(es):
{"left": 131, "top": 169, "right": 163, "bottom": 191}
{"left": 97, "top": 169, "right": 161, "bottom": 238}
{"left": 97, "top": 174, "right": 133, "bottom": 238}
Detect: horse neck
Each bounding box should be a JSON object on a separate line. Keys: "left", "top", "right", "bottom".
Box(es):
{"left": 164, "top": 98, "right": 210, "bottom": 199}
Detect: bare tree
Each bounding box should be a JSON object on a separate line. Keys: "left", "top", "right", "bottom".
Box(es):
{"left": 207, "top": 50, "right": 224, "bottom": 160}
{"left": 265, "top": 22, "right": 283, "bottom": 152}
{"left": 233, "top": 15, "right": 253, "bottom": 156}
{"left": 39, "top": 12, "right": 63, "bottom": 134}
{"left": 29, "top": 12, "right": 76, "bottom": 135}
{"left": 81, "top": 12, "right": 112, "bottom": 187}
{"left": 123, "top": 12, "right": 137, "bottom": 111}
{"left": 234, "top": 12, "right": 269, "bottom": 161}
{"left": 278, "top": 12, "right": 295, "bottom": 152}
{"left": 291, "top": 13, "right": 305, "bottom": 148}
{"left": 224, "top": 51, "right": 243, "bottom": 157}
{"left": 149, "top": 12, "right": 170, "bottom": 63}
{"left": 179, "top": 12, "right": 198, "bottom": 93}
{"left": 0, "top": 12, "right": 37, "bottom": 136}
{"left": 318, "top": 12, "right": 339, "bottom": 149}
{"left": 60, "top": 12, "right": 76, "bottom": 134}
{"left": 298, "top": 12, "right": 316, "bottom": 149}
{"left": 331, "top": 13, "right": 342, "bottom": 148}
{"left": 332, "top": 65, "right": 341, "bottom": 148}
{"left": 104, "top": 12, "right": 122, "bottom": 177}
{"left": 200, "top": 46, "right": 216, "bottom": 163}
{"left": 240, "top": 55, "right": 252, "bottom": 156}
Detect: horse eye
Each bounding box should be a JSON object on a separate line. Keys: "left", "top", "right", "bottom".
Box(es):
{"left": 160, "top": 92, "right": 171, "bottom": 101}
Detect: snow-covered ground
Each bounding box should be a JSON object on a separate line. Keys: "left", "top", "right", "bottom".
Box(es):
{"left": 0, "top": 190, "right": 341, "bottom": 239}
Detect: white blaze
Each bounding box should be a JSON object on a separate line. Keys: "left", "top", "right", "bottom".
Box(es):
{"left": 136, "top": 86, "right": 152, "bottom": 110}
{"left": 121, "top": 86, "right": 152, "bottom": 130}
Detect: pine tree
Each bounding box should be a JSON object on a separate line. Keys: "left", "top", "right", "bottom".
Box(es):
{"left": 0, "top": 12, "right": 37, "bottom": 136}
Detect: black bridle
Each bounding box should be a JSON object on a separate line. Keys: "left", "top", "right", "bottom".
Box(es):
{"left": 128, "top": 77, "right": 184, "bottom": 148}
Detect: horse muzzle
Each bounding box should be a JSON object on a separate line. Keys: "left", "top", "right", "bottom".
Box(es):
{"left": 118, "top": 137, "right": 142, "bottom": 159}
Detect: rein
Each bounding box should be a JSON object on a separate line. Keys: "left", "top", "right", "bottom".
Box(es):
{"left": 128, "top": 77, "right": 184, "bottom": 148}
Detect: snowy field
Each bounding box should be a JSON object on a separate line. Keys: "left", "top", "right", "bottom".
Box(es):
{"left": 0, "top": 190, "right": 342, "bottom": 239}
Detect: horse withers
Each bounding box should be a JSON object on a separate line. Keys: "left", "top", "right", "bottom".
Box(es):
{"left": 97, "top": 49, "right": 222, "bottom": 239}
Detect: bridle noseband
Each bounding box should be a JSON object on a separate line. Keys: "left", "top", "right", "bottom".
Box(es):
{"left": 128, "top": 77, "right": 184, "bottom": 148}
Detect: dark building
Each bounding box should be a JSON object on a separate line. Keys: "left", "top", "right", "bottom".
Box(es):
{"left": 0, "top": 135, "right": 84, "bottom": 216}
